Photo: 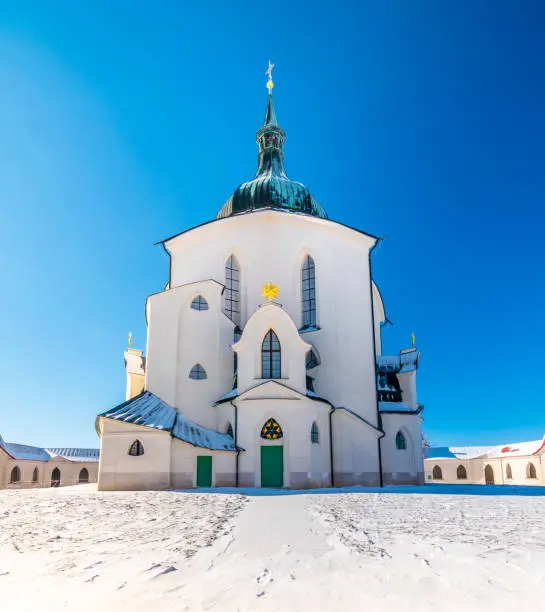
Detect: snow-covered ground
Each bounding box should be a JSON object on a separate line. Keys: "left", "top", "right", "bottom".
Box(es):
{"left": 1, "top": 485, "right": 545, "bottom": 611}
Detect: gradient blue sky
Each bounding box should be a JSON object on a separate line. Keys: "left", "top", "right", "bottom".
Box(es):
{"left": 1, "top": 0, "right": 544, "bottom": 448}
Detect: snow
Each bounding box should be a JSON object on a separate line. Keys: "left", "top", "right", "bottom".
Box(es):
{"left": 3, "top": 484, "right": 545, "bottom": 611}
{"left": 379, "top": 401, "right": 419, "bottom": 413}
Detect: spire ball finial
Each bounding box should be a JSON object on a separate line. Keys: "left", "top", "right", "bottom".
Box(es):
{"left": 266, "top": 59, "right": 274, "bottom": 92}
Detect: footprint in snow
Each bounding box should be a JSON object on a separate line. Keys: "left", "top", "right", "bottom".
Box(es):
{"left": 256, "top": 569, "right": 274, "bottom": 586}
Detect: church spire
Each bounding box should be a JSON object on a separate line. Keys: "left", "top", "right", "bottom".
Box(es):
{"left": 215, "top": 62, "right": 328, "bottom": 220}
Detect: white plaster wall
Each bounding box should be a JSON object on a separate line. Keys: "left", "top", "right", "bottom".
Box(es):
{"left": 164, "top": 210, "right": 378, "bottom": 424}
{"left": 372, "top": 282, "right": 385, "bottom": 356}
{"left": 398, "top": 371, "right": 417, "bottom": 409}
{"left": 234, "top": 301, "right": 311, "bottom": 395}
{"left": 98, "top": 419, "right": 171, "bottom": 490}
{"left": 145, "top": 279, "right": 233, "bottom": 427}
{"left": 331, "top": 410, "right": 381, "bottom": 486}
{"left": 381, "top": 413, "right": 424, "bottom": 483}
{"left": 170, "top": 439, "right": 236, "bottom": 488}
{"left": 234, "top": 385, "right": 331, "bottom": 488}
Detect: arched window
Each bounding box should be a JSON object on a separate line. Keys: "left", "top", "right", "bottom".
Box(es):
{"left": 261, "top": 418, "right": 283, "bottom": 440}
{"left": 432, "top": 465, "right": 442, "bottom": 480}
{"left": 226, "top": 423, "right": 234, "bottom": 438}
{"left": 395, "top": 431, "right": 407, "bottom": 450}
{"left": 457, "top": 465, "right": 467, "bottom": 480}
{"left": 190, "top": 295, "right": 209, "bottom": 311}
{"left": 51, "top": 467, "right": 61, "bottom": 487}
{"left": 79, "top": 468, "right": 89, "bottom": 483}
{"left": 128, "top": 440, "right": 144, "bottom": 456}
{"left": 306, "top": 349, "right": 319, "bottom": 369}
{"left": 189, "top": 364, "right": 207, "bottom": 380}
{"left": 32, "top": 467, "right": 39, "bottom": 483}
{"left": 10, "top": 466, "right": 20, "bottom": 484}
{"left": 526, "top": 462, "right": 537, "bottom": 479}
{"left": 484, "top": 464, "right": 494, "bottom": 484}
{"left": 224, "top": 255, "right": 240, "bottom": 325}
{"left": 301, "top": 255, "right": 316, "bottom": 328}
{"left": 506, "top": 463, "right": 513, "bottom": 479}
{"left": 262, "top": 330, "right": 281, "bottom": 379}
{"left": 311, "top": 422, "right": 319, "bottom": 444}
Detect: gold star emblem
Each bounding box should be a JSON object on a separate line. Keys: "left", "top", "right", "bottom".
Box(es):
{"left": 261, "top": 281, "right": 280, "bottom": 301}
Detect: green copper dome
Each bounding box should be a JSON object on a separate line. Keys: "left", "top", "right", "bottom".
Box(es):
{"left": 217, "top": 93, "right": 327, "bottom": 220}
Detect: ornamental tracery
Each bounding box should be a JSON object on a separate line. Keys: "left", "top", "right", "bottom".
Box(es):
{"left": 261, "top": 418, "right": 283, "bottom": 440}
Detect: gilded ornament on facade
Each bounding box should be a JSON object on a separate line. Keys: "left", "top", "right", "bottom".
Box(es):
{"left": 261, "top": 281, "right": 280, "bottom": 301}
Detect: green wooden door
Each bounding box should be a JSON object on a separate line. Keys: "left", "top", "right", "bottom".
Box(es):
{"left": 261, "top": 446, "right": 283, "bottom": 488}
{"left": 196, "top": 456, "right": 212, "bottom": 487}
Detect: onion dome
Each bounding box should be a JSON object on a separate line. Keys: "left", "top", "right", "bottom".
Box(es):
{"left": 217, "top": 87, "right": 327, "bottom": 219}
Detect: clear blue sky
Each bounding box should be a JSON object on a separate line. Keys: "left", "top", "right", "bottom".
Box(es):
{"left": 1, "top": 0, "right": 544, "bottom": 448}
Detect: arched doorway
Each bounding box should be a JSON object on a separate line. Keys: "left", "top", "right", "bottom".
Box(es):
{"left": 51, "top": 467, "right": 61, "bottom": 487}
{"left": 484, "top": 464, "right": 494, "bottom": 484}
{"left": 260, "top": 418, "right": 284, "bottom": 488}
{"left": 78, "top": 468, "right": 89, "bottom": 483}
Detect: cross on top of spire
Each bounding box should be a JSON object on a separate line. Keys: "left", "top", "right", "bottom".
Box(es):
{"left": 266, "top": 60, "right": 274, "bottom": 92}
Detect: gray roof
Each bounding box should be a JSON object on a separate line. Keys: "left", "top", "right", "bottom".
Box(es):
{"left": 98, "top": 391, "right": 240, "bottom": 452}
{"left": 47, "top": 448, "right": 100, "bottom": 462}
{"left": 1, "top": 442, "right": 99, "bottom": 462}
{"left": 379, "top": 401, "right": 423, "bottom": 414}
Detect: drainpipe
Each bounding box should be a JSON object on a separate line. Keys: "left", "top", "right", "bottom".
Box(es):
{"left": 329, "top": 407, "right": 336, "bottom": 487}
{"left": 231, "top": 401, "right": 239, "bottom": 488}
{"left": 368, "top": 237, "right": 384, "bottom": 487}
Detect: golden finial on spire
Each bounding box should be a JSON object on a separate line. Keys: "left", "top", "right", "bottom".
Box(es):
{"left": 128, "top": 332, "right": 133, "bottom": 347}
{"left": 266, "top": 59, "right": 274, "bottom": 92}
{"left": 261, "top": 281, "right": 280, "bottom": 301}
{"left": 411, "top": 331, "right": 416, "bottom": 347}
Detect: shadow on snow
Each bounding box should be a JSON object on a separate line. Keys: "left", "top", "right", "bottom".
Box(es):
{"left": 172, "top": 484, "right": 545, "bottom": 497}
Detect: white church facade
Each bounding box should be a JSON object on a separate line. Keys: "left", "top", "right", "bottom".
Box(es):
{"left": 96, "top": 74, "right": 424, "bottom": 490}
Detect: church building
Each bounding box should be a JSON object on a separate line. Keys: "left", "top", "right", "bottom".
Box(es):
{"left": 96, "top": 69, "right": 425, "bottom": 490}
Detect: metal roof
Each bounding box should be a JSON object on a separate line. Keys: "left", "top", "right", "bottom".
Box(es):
{"left": 98, "top": 391, "right": 240, "bottom": 452}
{"left": 0, "top": 442, "right": 100, "bottom": 462}
{"left": 217, "top": 92, "right": 328, "bottom": 220}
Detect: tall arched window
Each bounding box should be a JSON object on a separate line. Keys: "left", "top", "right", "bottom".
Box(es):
{"left": 262, "top": 330, "right": 281, "bottom": 379}
{"left": 301, "top": 255, "right": 316, "bottom": 328}
{"left": 527, "top": 462, "right": 537, "bottom": 479}
{"left": 457, "top": 465, "right": 467, "bottom": 480}
{"left": 79, "top": 468, "right": 89, "bottom": 483}
{"left": 432, "top": 465, "right": 442, "bottom": 480}
{"left": 32, "top": 467, "right": 39, "bottom": 483}
{"left": 10, "top": 466, "right": 20, "bottom": 484}
{"left": 189, "top": 364, "right": 207, "bottom": 380}
{"left": 224, "top": 255, "right": 241, "bottom": 325}
{"left": 128, "top": 440, "right": 144, "bottom": 456}
{"left": 506, "top": 463, "right": 513, "bottom": 479}
{"left": 51, "top": 467, "right": 61, "bottom": 487}
{"left": 311, "top": 422, "right": 319, "bottom": 444}
{"left": 191, "top": 295, "right": 209, "bottom": 311}
{"left": 395, "top": 431, "right": 407, "bottom": 450}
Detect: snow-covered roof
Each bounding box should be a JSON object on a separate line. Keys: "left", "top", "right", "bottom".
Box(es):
{"left": 46, "top": 448, "right": 100, "bottom": 462}
{"left": 0, "top": 442, "right": 100, "bottom": 462}
{"left": 379, "top": 401, "right": 422, "bottom": 414}
{"left": 215, "top": 388, "right": 239, "bottom": 404}
{"left": 377, "top": 349, "right": 419, "bottom": 374}
{"left": 98, "top": 391, "right": 240, "bottom": 452}
{"left": 3, "top": 443, "right": 51, "bottom": 461}
{"left": 425, "top": 437, "right": 545, "bottom": 461}
{"left": 424, "top": 446, "right": 493, "bottom": 460}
